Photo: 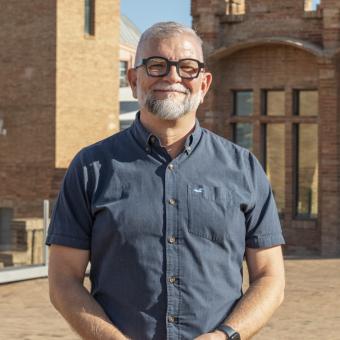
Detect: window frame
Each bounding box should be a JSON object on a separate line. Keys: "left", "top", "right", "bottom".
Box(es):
{"left": 262, "top": 89, "right": 285, "bottom": 116}
{"left": 293, "top": 123, "right": 318, "bottom": 220}
{"left": 293, "top": 89, "right": 319, "bottom": 117}
{"left": 84, "top": 0, "right": 96, "bottom": 36}
{"left": 232, "top": 90, "right": 254, "bottom": 117}
{"left": 233, "top": 123, "right": 254, "bottom": 153}
{"left": 119, "top": 61, "right": 129, "bottom": 87}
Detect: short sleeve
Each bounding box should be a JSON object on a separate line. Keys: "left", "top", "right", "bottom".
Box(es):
{"left": 46, "top": 151, "right": 92, "bottom": 249}
{"left": 244, "top": 153, "right": 285, "bottom": 248}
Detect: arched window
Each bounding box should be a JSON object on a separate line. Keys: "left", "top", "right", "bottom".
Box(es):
{"left": 222, "top": 44, "right": 320, "bottom": 218}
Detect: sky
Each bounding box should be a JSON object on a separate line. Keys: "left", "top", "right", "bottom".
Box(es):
{"left": 121, "top": 0, "right": 321, "bottom": 34}
{"left": 120, "top": 0, "right": 191, "bottom": 33}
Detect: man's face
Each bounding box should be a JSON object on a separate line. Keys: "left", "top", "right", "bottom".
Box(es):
{"left": 128, "top": 34, "right": 212, "bottom": 120}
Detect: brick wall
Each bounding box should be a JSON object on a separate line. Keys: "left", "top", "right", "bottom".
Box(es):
{"left": 55, "top": 0, "right": 120, "bottom": 168}
{"left": 192, "top": 0, "right": 340, "bottom": 256}
{"left": 0, "top": 1, "right": 57, "bottom": 218}
{"left": 0, "top": 1, "right": 120, "bottom": 247}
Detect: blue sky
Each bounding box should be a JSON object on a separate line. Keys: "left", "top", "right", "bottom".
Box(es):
{"left": 121, "top": 0, "right": 321, "bottom": 33}
{"left": 120, "top": 0, "right": 191, "bottom": 33}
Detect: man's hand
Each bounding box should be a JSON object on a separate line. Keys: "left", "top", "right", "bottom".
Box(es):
{"left": 194, "top": 330, "right": 226, "bottom": 340}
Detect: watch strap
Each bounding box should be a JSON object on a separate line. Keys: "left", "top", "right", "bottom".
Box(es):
{"left": 216, "top": 324, "right": 240, "bottom": 339}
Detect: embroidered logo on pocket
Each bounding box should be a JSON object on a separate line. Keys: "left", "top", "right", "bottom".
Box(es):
{"left": 193, "top": 187, "right": 204, "bottom": 194}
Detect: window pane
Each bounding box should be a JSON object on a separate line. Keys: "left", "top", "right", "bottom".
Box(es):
{"left": 305, "top": 0, "right": 320, "bottom": 11}
{"left": 120, "top": 61, "right": 128, "bottom": 87}
{"left": 299, "top": 91, "right": 318, "bottom": 116}
{"left": 235, "top": 124, "right": 253, "bottom": 152}
{"left": 0, "top": 208, "right": 13, "bottom": 250}
{"left": 226, "top": 0, "right": 245, "bottom": 14}
{"left": 266, "top": 91, "right": 285, "bottom": 116}
{"left": 266, "top": 124, "right": 285, "bottom": 213}
{"left": 297, "top": 124, "right": 318, "bottom": 217}
{"left": 235, "top": 91, "right": 253, "bottom": 116}
{"left": 84, "top": 0, "right": 95, "bottom": 35}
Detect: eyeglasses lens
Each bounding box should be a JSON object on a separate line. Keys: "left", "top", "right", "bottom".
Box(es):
{"left": 145, "top": 58, "right": 200, "bottom": 79}
{"left": 178, "top": 60, "right": 199, "bottom": 78}
{"left": 146, "top": 58, "right": 168, "bottom": 76}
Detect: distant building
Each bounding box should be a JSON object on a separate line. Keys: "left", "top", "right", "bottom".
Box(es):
{"left": 120, "top": 15, "right": 140, "bottom": 87}
{"left": 0, "top": 0, "right": 120, "bottom": 267}
{"left": 192, "top": 0, "right": 340, "bottom": 257}
{"left": 119, "top": 15, "right": 141, "bottom": 130}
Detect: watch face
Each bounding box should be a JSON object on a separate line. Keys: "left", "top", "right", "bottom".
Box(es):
{"left": 230, "top": 333, "right": 241, "bottom": 340}
{"left": 216, "top": 325, "right": 241, "bottom": 340}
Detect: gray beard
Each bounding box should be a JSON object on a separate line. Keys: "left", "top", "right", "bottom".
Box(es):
{"left": 143, "top": 92, "right": 201, "bottom": 120}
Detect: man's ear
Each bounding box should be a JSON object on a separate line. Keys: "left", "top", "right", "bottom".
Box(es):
{"left": 127, "top": 68, "right": 138, "bottom": 99}
{"left": 200, "top": 71, "right": 213, "bottom": 103}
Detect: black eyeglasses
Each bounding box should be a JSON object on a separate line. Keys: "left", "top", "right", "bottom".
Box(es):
{"left": 135, "top": 56, "right": 205, "bottom": 79}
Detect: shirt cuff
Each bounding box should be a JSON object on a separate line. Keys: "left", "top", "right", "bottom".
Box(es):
{"left": 46, "top": 233, "right": 90, "bottom": 250}
{"left": 246, "top": 233, "right": 285, "bottom": 248}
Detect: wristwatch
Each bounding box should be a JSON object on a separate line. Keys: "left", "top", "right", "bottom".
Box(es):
{"left": 215, "top": 324, "right": 241, "bottom": 340}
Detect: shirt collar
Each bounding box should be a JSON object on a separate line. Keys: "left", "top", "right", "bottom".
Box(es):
{"left": 130, "top": 111, "right": 202, "bottom": 155}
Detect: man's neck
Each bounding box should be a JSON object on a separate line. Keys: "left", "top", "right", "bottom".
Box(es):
{"left": 140, "top": 110, "right": 196, "bottom": 159}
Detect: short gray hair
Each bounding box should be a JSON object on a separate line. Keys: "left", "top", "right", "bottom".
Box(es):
{"left": 134, "top": 22, "right": 203, "bottom": 67}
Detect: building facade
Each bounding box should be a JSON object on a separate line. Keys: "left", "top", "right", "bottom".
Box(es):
{"left": 119, "top": 15, "right": 140, "bottom": 87}
{"left": 192, "top": 0, "right": 340, "bottom": 256}
{"left": 0, "top": 0, "right": 120, "bottom": 267}
{"left": 119, "top": 15, "right": 140, "bottom": 129}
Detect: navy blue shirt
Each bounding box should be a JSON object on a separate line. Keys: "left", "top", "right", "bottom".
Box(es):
{"left": 47, "top": 113, "right": 285, "bottom": 340}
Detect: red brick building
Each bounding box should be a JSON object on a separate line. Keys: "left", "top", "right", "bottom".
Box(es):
{"left": 0, "top": 0, "right": 120, "bottom": 266}
{"left": 192, "top": 0, "right": 340, "bottom": 256}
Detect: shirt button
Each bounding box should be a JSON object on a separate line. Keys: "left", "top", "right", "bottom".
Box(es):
{"left": 145, "top": 146, "right": 150, "bottom": 152}
{"left": 168, "top": 163, "right": 174, "bottom": 171}
{"left": 150, "top": 136, "right": 156, "bottom": 144}
{"left": 168, "top": 198, "right": 177, "bottom": 206}
{"left": 168, "top": 276, "right": 177, "bottom": 284}
{"left": 168, "top": 236, "right": 176, "bottom": 244}
{"left": 168, "top": 315, "right": 176, "bottom": 323}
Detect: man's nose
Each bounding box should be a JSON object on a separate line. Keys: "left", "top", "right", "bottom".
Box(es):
{"left": 163, "top": 65, "right": 181, "bottom": 82}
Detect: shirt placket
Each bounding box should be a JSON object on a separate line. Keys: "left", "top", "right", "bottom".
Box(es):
{"left": 165, "top": 159, "right": 181, "bottom": 340}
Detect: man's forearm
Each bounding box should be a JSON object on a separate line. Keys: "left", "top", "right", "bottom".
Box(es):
{"left": 220, "top": 275, "right": 284, "bottom": 340}
{"left": 50, "top": 278, "right": 128, "bottom": 340}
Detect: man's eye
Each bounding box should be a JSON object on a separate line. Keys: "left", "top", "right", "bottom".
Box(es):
{"left": 181, "top": 66, "right": 195, "bottom": 71}
{"left": 149, "top": 63, "right": 165, "bottom": 69}
{"left": 180, "top": 66, "right": 197, "bottom": 74}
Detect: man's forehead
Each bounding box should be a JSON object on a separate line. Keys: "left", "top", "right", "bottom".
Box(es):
{"left": 140, "top": 34, "right": 203, "bottom": 60}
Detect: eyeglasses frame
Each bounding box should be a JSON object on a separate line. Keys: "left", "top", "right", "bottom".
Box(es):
{"left": 135, "top": 56, "right": 205, "bottom": 80}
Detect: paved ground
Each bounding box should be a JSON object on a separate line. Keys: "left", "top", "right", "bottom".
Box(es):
{"left": 0, "top": 258, "right": 339, "bottom": 340}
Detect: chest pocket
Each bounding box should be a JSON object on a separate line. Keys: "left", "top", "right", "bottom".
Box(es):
{"left": 187, "top": 184, "right": 233, "bottom": 243}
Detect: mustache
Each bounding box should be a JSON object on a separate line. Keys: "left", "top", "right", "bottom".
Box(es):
{"left": 151, "top": 83, "right": 190, "bottom": 94}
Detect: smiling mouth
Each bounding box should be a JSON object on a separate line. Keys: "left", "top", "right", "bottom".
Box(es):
{"left": 153, "top": 89, "right": 187, "bottom": 94}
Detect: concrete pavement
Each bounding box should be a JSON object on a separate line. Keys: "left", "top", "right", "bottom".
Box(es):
{"left": 0, "top": 258, "right": 339, "bottom": 340}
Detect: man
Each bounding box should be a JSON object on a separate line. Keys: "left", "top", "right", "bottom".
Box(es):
{"left": 47, "top": 22, "right": 285, "bottom": 340}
